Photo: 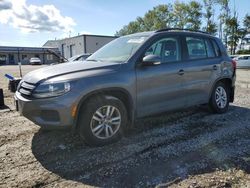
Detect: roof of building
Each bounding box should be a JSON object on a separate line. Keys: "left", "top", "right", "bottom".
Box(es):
{"left": 43, "top": 34, "right": 118, "bottom": 47}
{"left": 0, "top": 46, "right": 59, "bottom": 53}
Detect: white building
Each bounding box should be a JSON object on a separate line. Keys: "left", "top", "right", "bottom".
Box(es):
{"left": 0, "top": 46, "right": 60, "bottom": 65}
{"left": 43, "top": 34, "right": 117, "bottom": 59}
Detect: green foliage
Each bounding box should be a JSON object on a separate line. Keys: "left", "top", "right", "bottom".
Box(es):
{"left": 243, "top": 14, "right": 250, "bottom": 31}
{"left": 226, "top": 16, "right": 240, "bottom": 54}
{"left": 116, "top": 4, "right": 173, "bottom": 36}
{"left": 217, "top": 0, "right": 230, "bottom": 46}
{"left": 115, "top": 0, "right": 248, "bottom": 55}
{"left": 237, "top": 49, "right": 250, "bottom": 54}
{"left": 173, "top": 1, "right": 188, "bottom": 29}
{"left": 116, "top": 1, "right": 203, "bottom": 36}
{"left": 186, "top": 1, "right": 202, "bottom": 30}
{"left": 143, "top": 4, "right": 174, "bottom": 30}
{"left": 115, "top": 20, "right": 141, "bottom": 36}
{"left": 203, "top": 0, "right": 217, "bottom": 35}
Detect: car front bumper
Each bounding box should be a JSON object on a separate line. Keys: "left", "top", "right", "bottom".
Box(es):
{"left": 14, "top": 91, "right": 75, "bottom": 129}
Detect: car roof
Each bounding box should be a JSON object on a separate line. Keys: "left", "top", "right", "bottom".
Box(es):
{"left": 125, "top": 28, "right": 214, "bottom": 39}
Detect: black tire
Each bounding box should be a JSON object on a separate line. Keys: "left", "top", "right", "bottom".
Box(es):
{"left": 78, "top": 95, "right": 127, "bottom": 146}
{"left": 209, "top": 82, "right": 229, "bottom": 113}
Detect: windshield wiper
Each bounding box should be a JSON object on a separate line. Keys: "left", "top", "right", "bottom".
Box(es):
{"left": 85, "top": 59, "right": 103, "bottom": 62}
{"left": 86, "top": 59, "right": 98, "bottom": 62}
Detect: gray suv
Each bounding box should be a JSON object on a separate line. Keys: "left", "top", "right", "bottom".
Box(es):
{"left": 15, "top": 29, "right": 236, "bottom": 146}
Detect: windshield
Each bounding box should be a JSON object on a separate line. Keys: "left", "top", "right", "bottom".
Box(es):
{"left": 86, "top": 35, "right": 149, "bottom": 62}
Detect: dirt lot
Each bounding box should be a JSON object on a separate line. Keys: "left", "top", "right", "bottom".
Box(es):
{"left": 0, "top": 65, "right": 250, "bottom": 188}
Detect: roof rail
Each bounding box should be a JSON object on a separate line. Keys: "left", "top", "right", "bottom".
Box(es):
{"left": 156, "top": 28, "right": 209, "bottom": 34}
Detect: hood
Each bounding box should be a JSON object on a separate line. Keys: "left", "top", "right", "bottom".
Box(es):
{"left": 22, "top": 61, "right": 121, "bottom": 84}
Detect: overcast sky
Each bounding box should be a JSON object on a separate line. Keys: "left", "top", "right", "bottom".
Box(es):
{"left": 0, "top": 0, "right": 249, "bottom": 47}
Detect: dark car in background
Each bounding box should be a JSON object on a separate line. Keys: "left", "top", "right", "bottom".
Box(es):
{"left": 15, "top": 28, "right": 236, "bottom": 146}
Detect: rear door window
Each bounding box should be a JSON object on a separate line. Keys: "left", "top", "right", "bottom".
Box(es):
{"left": 186, "top": 37, "right": 207, "bottom": 59}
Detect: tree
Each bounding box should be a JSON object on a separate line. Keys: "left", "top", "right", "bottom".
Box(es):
{"left": 186, "top": 1, "right": 202, "bottom": 30}
{"left": 238, "top": 14, "right": 250, "bottom": 51}
{"left": 243, "top": 14, "right": 250, "bottom": 32}
{"left": 143, "top": 4, "right": 174, "bottom": 31}
{"left": 238, "top": 28, "right": 248, "bottom": 51}
{"left": 172, "top": 1, "right": 189, "bottom": 29}
{"left": 227, "top": 16, "right": 240, "bottom": 54}
{"left": 116, "top": 4, "right": 174, "bottom": 36}
{"left": 217, "top": 0, "right": 230, "bottom": 47}
{"left": 203, "top": 0, "right": 217, "bottom": 35}
{"left": 116, "top": 17, "right": 144, "bottom": 36}
{"left": 116, "top": 0, "right": 220, "bottom": 36}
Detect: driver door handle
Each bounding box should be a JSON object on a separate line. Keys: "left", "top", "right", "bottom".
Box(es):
{"left": 178, "top": 69, "right": 184, "bottom": 75}
{"left": 213, "top": 65, "right": 218, "bottom": 70}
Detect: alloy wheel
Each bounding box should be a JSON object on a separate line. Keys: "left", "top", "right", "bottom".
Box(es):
{"left": 90, "top": 105, "right": 121, "bottom": 139}
{"left": 215, "top": 86, "right": 227, "bottom": 109}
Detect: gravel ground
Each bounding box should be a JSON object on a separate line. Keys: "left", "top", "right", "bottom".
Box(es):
{"left": 0, "top": 65, "right": 250, "bottom": 187}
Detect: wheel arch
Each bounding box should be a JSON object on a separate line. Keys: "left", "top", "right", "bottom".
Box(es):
{"left": 73, "top": 87, "right": 135, "bottom": 131}
{"left": 209, "top": 77, "right": 234, "bottom": 102}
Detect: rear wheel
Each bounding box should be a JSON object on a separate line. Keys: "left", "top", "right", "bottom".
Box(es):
{"left": 78, "top": 95, "right": 127, "bottom": 146}
{"left": 209, "top": 82, "right": 229, "bottom": 113}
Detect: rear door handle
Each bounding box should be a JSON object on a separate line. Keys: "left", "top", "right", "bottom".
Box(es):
{"left": 178, "top": 69, "right": 184, "bottom": 75}
{"left": 213, "top": 65, "right": 218, "bottom": 70}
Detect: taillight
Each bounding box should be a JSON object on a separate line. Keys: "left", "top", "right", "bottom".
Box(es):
{"left": 232, "top": 60, "right": 237, "bottom": 70}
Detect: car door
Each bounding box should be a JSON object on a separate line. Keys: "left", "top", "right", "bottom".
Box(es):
{"left": 182, "top": 36, "right": 221, "bottom": 106}
{"left": 136, "top": 35, "right": 187, "bottom": 117}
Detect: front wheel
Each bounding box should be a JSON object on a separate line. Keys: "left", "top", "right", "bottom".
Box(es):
{"left": 209, "top": 82, "right": 229, "bottom": 113}
{"left": 78, "top": 96, "right": 128, "bottom": 146}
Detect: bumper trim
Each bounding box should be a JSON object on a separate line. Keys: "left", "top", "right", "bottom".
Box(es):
{"left": 15, "top": 91, "right": 74, "bottom": 128}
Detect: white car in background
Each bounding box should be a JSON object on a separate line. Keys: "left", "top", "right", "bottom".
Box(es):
{"left": 49, "top": 53, "right": 92, "bottom": 66}
{"left": 235, "top": 55, "right": 250, "bottom": 69}
{"left": 229, "top": 55, "right": 239, "bottom": 59}
{"left": 68, "top": 53, "right": 92, "bottom": 62}
{"left": 29, "top": 57, "right": 42, "bottom": 65}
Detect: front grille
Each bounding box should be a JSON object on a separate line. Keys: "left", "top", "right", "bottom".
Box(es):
{"left": 19, "top": 81, "right": 36, "bottom": 97}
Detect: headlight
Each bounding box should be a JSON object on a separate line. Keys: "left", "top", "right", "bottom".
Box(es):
{"left": 32, "top": 81, "right": 71, "bottom": 98}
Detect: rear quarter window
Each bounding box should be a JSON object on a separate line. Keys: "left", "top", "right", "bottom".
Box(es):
{"left": 211, "top": 39, "right": 221, "bottom": 57}
{"left": 205, "top": 39, "right": 216, "bottom": 58}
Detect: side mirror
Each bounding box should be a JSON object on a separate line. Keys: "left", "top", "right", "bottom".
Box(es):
{"left": 142, "top": 55, "right": 161, "bottom": 66}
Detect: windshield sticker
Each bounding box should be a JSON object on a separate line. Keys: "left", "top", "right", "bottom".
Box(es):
{"left": 127, "top": 37, "right": 146, "bottom": 44}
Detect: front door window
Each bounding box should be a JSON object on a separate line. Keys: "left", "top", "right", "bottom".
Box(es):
{"left": 144, "top": 37, "right": 181, "bottom": 63}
